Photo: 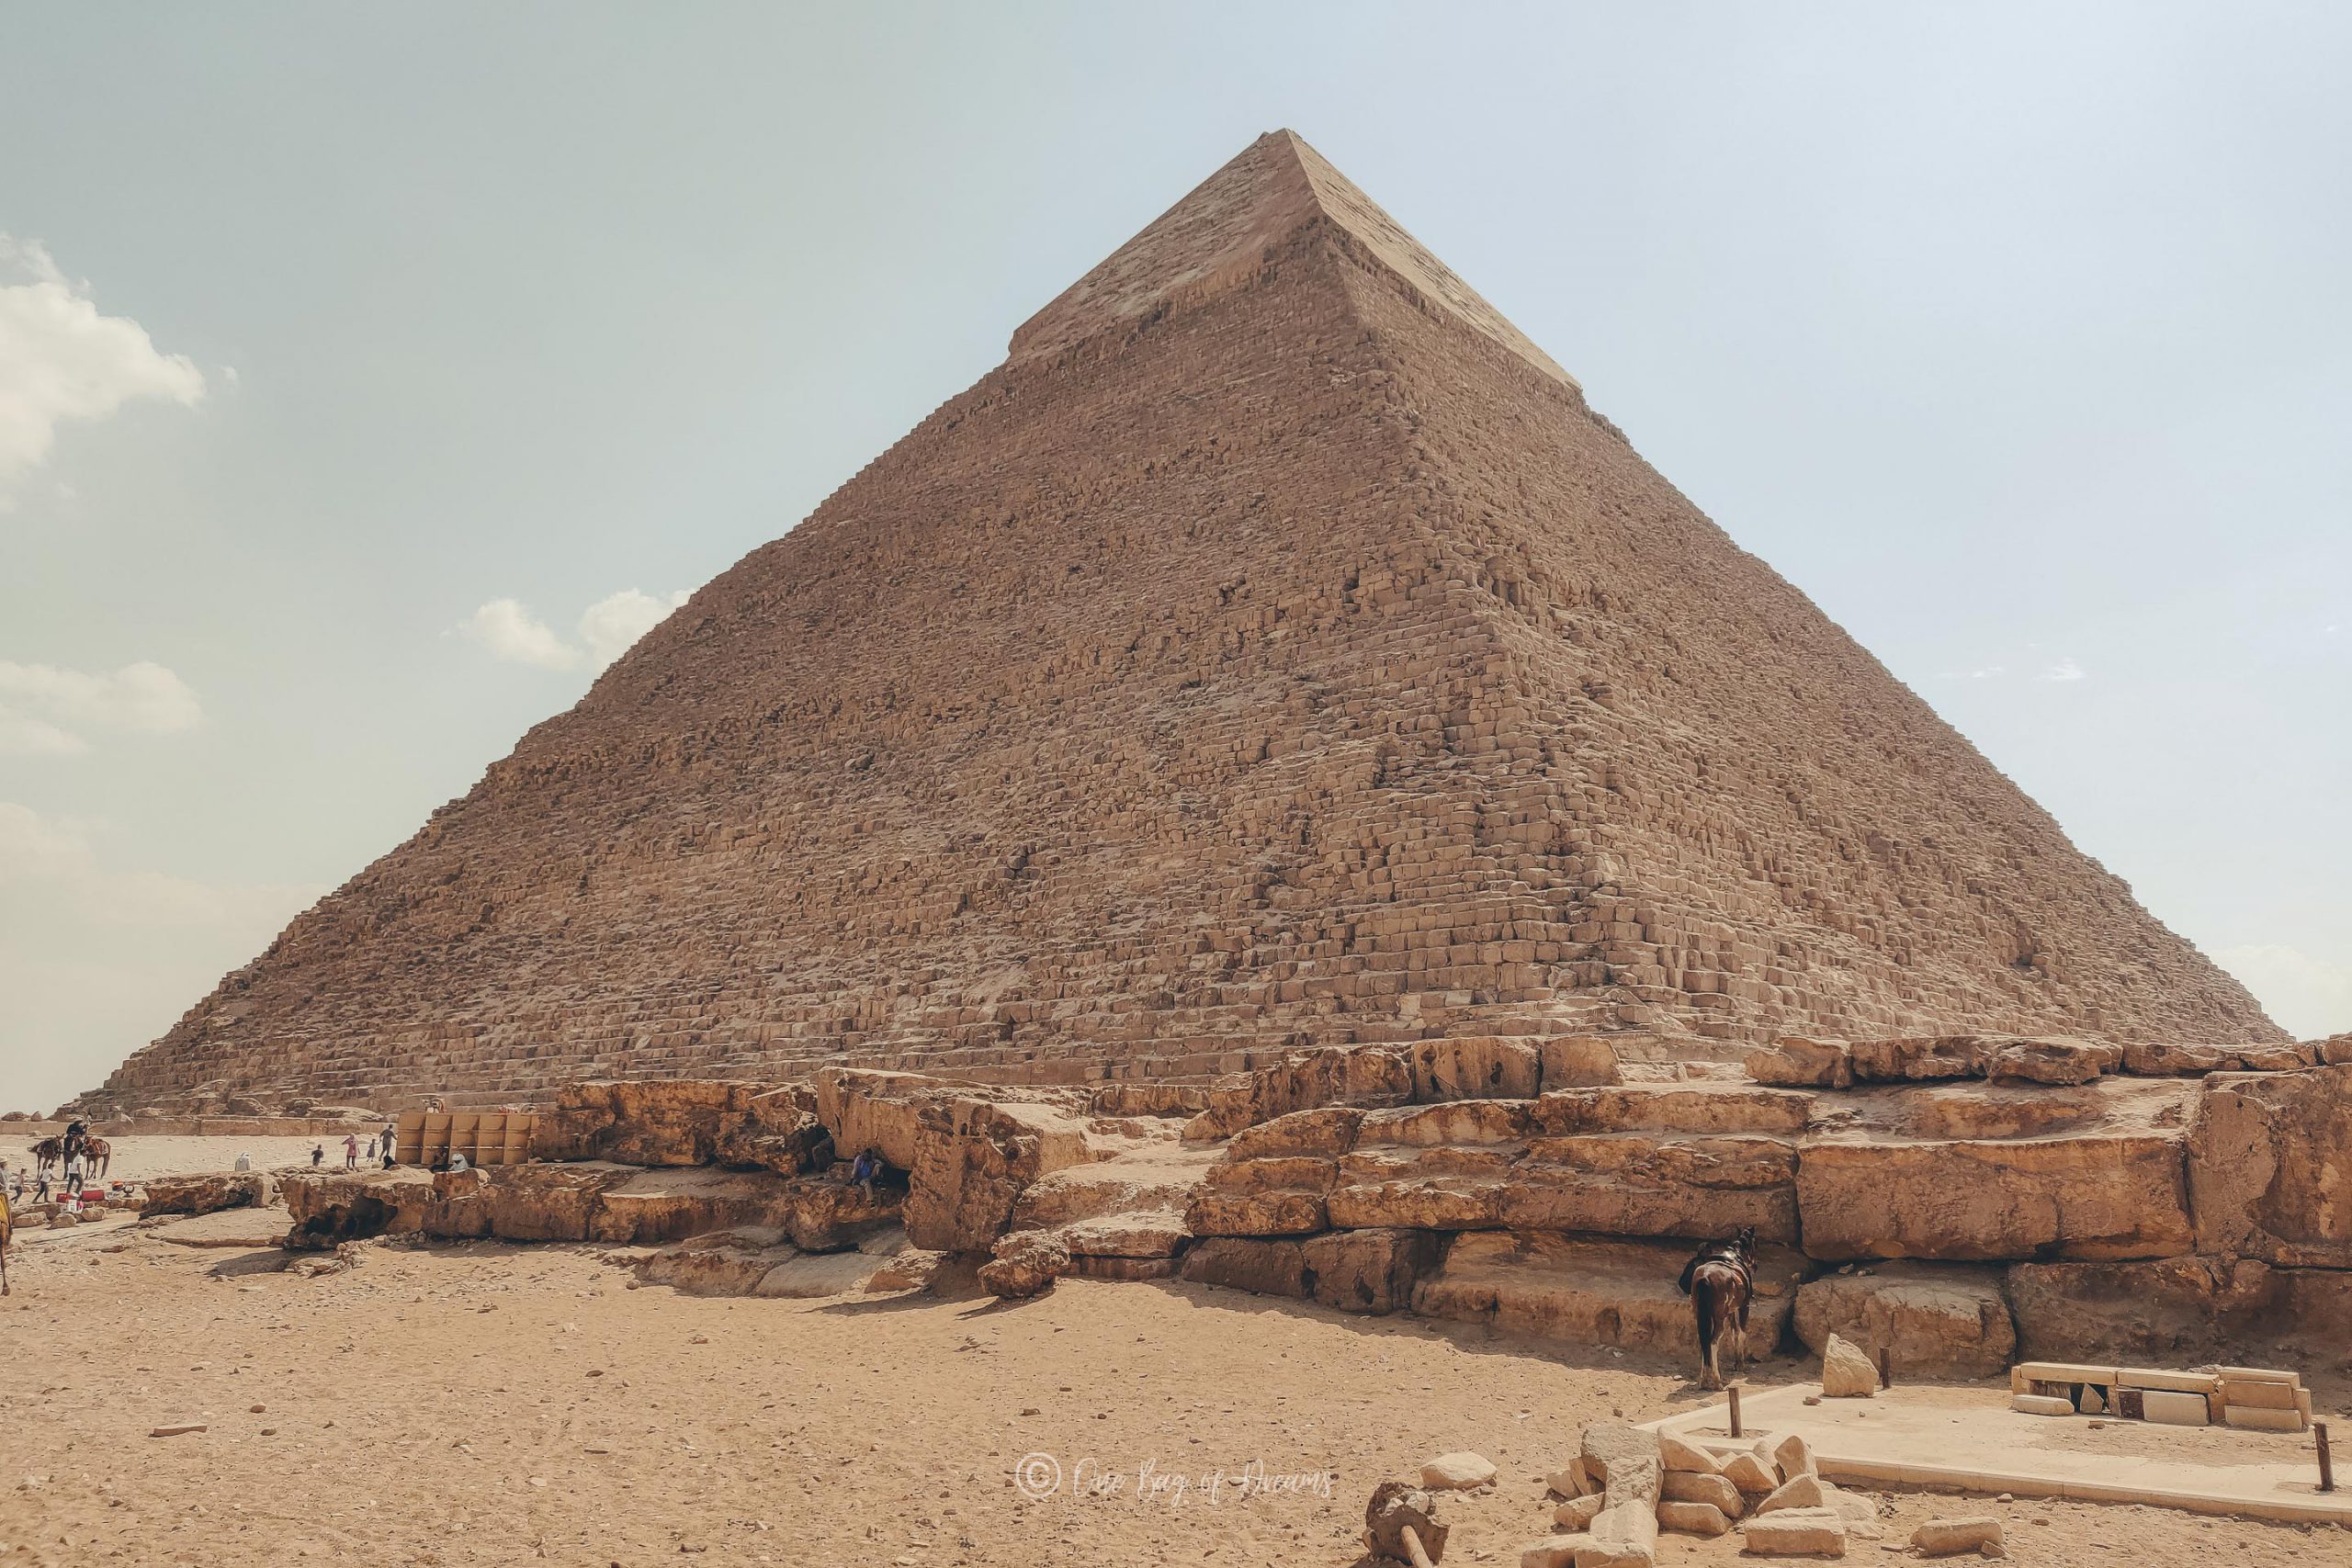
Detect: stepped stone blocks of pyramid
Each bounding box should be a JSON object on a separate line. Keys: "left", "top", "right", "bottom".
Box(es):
{"left": 82, "top": 130, "right": 2278, "bottom": 1113}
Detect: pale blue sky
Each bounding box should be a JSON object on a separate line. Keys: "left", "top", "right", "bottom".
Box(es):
{"left": 4, "top": 4, "right": 2346, "bottom": 1111}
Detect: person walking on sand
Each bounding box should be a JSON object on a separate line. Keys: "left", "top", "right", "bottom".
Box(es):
{"left": 311, "top": 1143, "right": 324, "bottom": 1168}
{"left": 343, "top": 1133, "right": 359, "bottom": 1170}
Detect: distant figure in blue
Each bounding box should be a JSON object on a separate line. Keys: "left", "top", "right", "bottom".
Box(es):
{"left": 850, "top": 1148, "right": 879, "bottom": 1201}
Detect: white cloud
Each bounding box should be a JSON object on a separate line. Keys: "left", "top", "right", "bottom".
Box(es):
{"left": 0, "top": 659, "right": 201, "bottom": 755}
{"left": 462, "top": 588, "right": 690, "bottom": 673}
{"left": 1939, "top": 665, "right": 2007, "bottom": 681}
{"left": 578, "top": 588, "right": 691, "bottom": 667}
{"left": 2037, "top": 658, "right": 2086, "bottom": 682}
{"left": 0, "top": 236, "right": 206, "bottom": 500}
{"left": 2215, "top": 943, "right": 2352, "bottom": 1042}
{"left": 0, "top": 800, "right": 326, "bottom": 1113}
{"left": 463, "top": 597, "right": 584, "bottom": 671}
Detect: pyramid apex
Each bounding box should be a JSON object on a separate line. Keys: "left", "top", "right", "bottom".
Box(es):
{"left": 1010, "top": 131, "right": 1577, "bottom": 391}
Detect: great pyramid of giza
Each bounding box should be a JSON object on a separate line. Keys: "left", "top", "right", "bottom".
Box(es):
{"left": 85, "top": 130, "right": 2279, "bottom": 1111}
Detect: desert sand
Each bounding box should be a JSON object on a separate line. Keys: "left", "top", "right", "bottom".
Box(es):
{"left": 3, "top": 1138, "right": 2344, "bottom": 1568}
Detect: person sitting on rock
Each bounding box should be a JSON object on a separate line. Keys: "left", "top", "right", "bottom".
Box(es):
{"left": 850, "top": 1147, "right": 878, "bottom": 1201}
{"left": 447, "top": 1149, "right": 469, "bottom": 1174}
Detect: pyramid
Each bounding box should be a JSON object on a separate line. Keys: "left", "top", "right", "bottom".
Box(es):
{"left": 86, "top": 130, "right": 2278, "bottom": 1111}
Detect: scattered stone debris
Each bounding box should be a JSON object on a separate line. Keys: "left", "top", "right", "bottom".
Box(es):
{"left": 1364, "top": 1478, "right": 1448, "bottom": 1565}
{"left": 1418, "top": 1452, "right": 1497, "bottom": 1492}
{"left": 1914, "top": 1516, "right": 2004, "bottom": 1556}
{"left": 1820, "top": 1332, "right": 1880, "bottom": 1398}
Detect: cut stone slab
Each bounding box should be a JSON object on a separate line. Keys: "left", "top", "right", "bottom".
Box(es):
{"left": 2010, "top": 1393, "right": 2075, "bottom": 1416}
{"left": 1419, "top": 1451, "right": 1498, "bottom": 1490}
{"left": 1518, "top": 1535, "right": 1586, "bottom": 1568}
{"left": 1660, "top": 1469, "right": 1743, "bottom": 1517}
{"left": 2219, "top": 1377, "right": 2299, "bottom": 1409}
{"left": 1756, "top": 1473, "right": 1826, "bottom": 1513}
{"left": 2188, "top": 1065, "right": 2352, "bottom": 1268}
{"left": 1797, "top": 1079, "right": 2197, "bottom": 1262}
{"left": 1913, "top": 1517, "right": 2002, "bottom": 1556}
{"left": 1301, "top": 1226, "right": 1442, "bottom": 1314}
{"left": 1792, "top": 1262, "right": 2016, "bottom": 1381}
{"left": 1738, "top": 1508, "right": 1847, "bottom": 1556}
{"left": 2141, "top": 1389, "right": 2211, "bottom": 1427}
{"left": 1656, "top": 1499, "right": 1730, "bottom": 1537}
{"left": 2223, "top": 1405, "right": 2304, "bottom": 1432}
{"left": 1411, "top": 1232, "right": 1804, "bottom": 1354}
{"left": 1554, "top": 1493, "right": 1605, "bottom": 1530}
{"left": 1721, "top": 1451, "right": 1779, "bottom": 1495}
{"left": 1767, "top": 1430, "right": 1816, "bottom": 1482}
{"left": 1580, "top": 1421, "right": 1664, "bottom": 1507}
{"left": 1582, "top": 1496, "right": 1657, "bottom": 1565}
{"left": 1658, "top": 1432, "right": 1723, "bottom": 1474}
{"left": 1178, "top": 1236, "right": 1306, "bottom": 1298}
{"left": 1820, "top": 1333, "right": 1878, "bottom": 1398}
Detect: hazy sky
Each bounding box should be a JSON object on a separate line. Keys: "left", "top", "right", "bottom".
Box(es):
{"left": 4, "top": 5, "right": 2346, "bottom": 1111}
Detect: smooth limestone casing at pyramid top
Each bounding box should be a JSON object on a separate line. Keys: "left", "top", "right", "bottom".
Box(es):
{"left": 84, "top": 130, "right": 2278, "bottom": 1112}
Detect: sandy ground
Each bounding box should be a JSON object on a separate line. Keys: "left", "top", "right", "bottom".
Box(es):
{"left": 3, "top": 1142, "right": 2346, "bottom": 1568}
{"left": 5, "top": 1134, "right": 363, "bottom": 1189}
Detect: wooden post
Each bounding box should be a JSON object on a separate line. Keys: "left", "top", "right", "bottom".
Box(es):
{"left": 2319, "top": 1422, "right": 2335, "bottom": 1494}
{"left": 1728, "top": 1383, "right": 1743, "bottom": 1438}
{"left": 1877, "top": 1346, "right": 1893, "bottom": 1389}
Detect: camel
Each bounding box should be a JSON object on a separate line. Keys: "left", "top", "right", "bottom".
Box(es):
{"left": 1677, "top": 1225, "right": 1758, "bottom": 1392}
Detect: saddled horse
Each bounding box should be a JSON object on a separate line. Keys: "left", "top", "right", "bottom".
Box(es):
{"left": 80, "top": 1136, "right": 112, "bottom": 1181}
{"left": 28, "top": 1137, "right": 63, "bottom": 1180}
{"left": 1677, "top": 1225, "right": 1757, "bottom": 1392}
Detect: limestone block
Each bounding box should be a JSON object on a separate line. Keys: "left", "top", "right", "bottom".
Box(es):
{"left": 537, "top": 1079, "right": 763, "bottom": 1168}
{"left": 1533, "top": 1084, "right": 1814, "bottom": 1137}
{"left": 1412, "top": 1036, "right": 1541, "bottom": 1102}
{"left": 1190, "top": 1046, "right": 1412, "bottom": 1140}
{"left": 2188, "top": 1065, "right": 2352, "bottom": 1267}
{"left": 1765, "top": 1430, "right": 1815, "bottom": 1481}
{"left": 1519, "top": 1535, "right": 1586, "bottom": 1568}
{"left": 1579, "top": 1421, "right": 1664, "bottom": 1507}
{"left": 2006, "top": 1256, "right": 2302, "bottom": 1361}
{"left": 1187, "top": 1151, "right": 1334, "bottom": 1235}
{"left": 1739, "top": 1507, "right": 1847, "bottom": 1556}
{"left": 1849, "top": 1035, "right": 1989, "bottom": 1083}
{"left": 1747, "top": 1038, "right": 1852, "bottom": 1089}
{"left": 1357, "top": 1099, "right": 1532, "bottom": 1145}
{"left": 2124, "top": 1042, "right": 2312, "bottom": 1076}
{"left": 1501, "top": 1132, "right": 1797, "bottom": 1243}
{"left": 1554, "top": 1494, "right": 1605, "bottom": 1529}
{"left": 1179, "top": 1236, "right": 1306, "bottom": 1298}
{"left": 904, "top": 1096, "right": 1092, "bottom": 1252}
{"left": 1537, "top": 1035, "right": 1622, "bottom": 1090}
{"left": 1301, "top": 1226, "right": 1442, "bottom": 1314}
{"left": 2010, "top": 1393, "right": 2075, "bottom": 1416}
{"left": 1912, "top": 1517, "right": 2001, "bottom": 1557}
{"left": 1419, "top": 1451, "right": 1498, "bottom": 1490}
{"left": 1797, "top": 1080, "right": 2196, "bottom": 1261}
{"left": 816, "top": 1067, "right": 939, "bottom": 1171}
{"left": 2143, "top": 1389, "right": 2210, "bottom": 1426}
{"left": 1720, "top": 1451, "right": 1778, "bottom": 1495}
{"left": 140, "top": 1171, "right": 274, "bottom": 1218}
{"left": 1659, "top": 1470, "right": 1742, "bottom": 1517}
{"left": 1792, "top": 1262, "right": 2015, "bottom": 1380}
{"left": 1657, "top": 1433, "right": 1722, "bottom": 1475}
{"left": 1984, "top": 1038, "right": 2117, "bottom": 1085}
{"left": 1819, "top": 1333, "right": 1878, "bottom": 1397}
{"left": 2219, "top": 1376, "right": 2299, "bottom": 1410}
{"left": 1656, "top": 1499, "right": 1729, "bottom": 1537}
{"left": 2223, "top": 1404, "right": 2304, "bottom": 1432}
{"left": 1226, "top": 1105, "right": 1364, "bottom": 1160}
{"left": 1328, "top": 1142, "right": 1516, "bottom": 1230}
{"left": 1411, "top": 1233, "right": 1804, "bottom": 1354}
{"left": 1583, "top": 1496, "right": 1657, "bottom": 1565}
{"left": 1756, "top": 1473, "right": 1826, "bottom": 1513}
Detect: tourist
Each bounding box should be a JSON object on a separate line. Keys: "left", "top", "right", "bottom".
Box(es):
{"left": 233, "top": 1150, "right": 253, "bottom": 1173}
{"left": 447, "top": 1148, "right": 469, "bottom": 1174}
{"left": 343, "top": 1133, "right": 360, "bottom": 1170}
{"left": 310, "top": 1143, "right": 324, "bottom": 1168}
{"left": 851, "top": 1147, "right": 878, "bottom": 1201}
{"left": 381, "top": 1121, "right": 396, "bottom": 1157}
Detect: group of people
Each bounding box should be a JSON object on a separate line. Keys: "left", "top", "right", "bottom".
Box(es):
{"left": 2, "top": 1156, "right": 125, "bottom": 1212}
{"left": 307, "top": 1124, "right": 401, "bottom": 1170}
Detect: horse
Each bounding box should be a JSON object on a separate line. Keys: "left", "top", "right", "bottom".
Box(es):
{"left": 28, "top": 1137, "right": 62, "bottom": 1180}
{"left": 80, "top": 1136, "right": 111, "bottom": 1181}
{"left": 1677, "top": 1225, "right": 1757, "bottom": 1392}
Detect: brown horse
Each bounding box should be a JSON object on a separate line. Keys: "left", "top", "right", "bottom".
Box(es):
{"left": 81, "top": 1136, "right": 111, "bottom": 1180}
{"left": 29, "top": 1137, "right": 62, "bottom": 1179}
{"left": 1678, "top": 1225, "right": 1757, "bottom": 1392}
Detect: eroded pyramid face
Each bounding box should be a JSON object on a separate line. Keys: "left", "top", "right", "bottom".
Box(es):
{"left": 85, "top": 131, "right": 2277, "bottom": 1112}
